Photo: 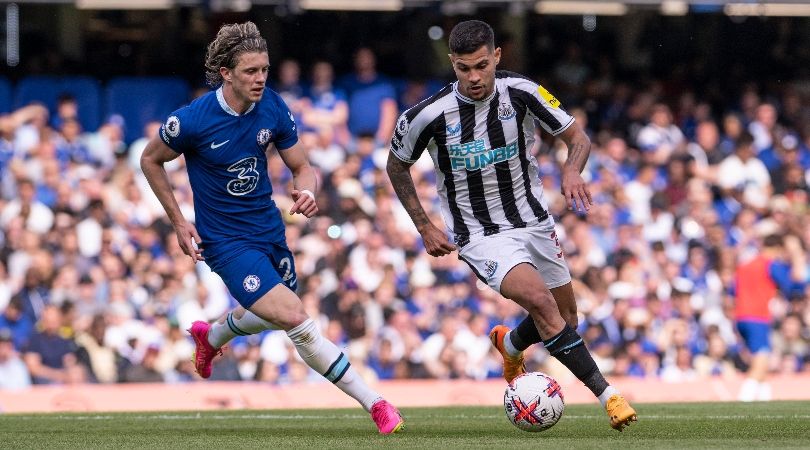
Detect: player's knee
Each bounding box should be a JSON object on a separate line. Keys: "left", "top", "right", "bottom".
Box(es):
{"left": 231, "top": 307, "right": 247, "bottom": 320}
{"left": 277, "top": 313, "right": 309, "bottom": 331}
{"left": 524, "top": 291, "right": 557, "bottom": 320}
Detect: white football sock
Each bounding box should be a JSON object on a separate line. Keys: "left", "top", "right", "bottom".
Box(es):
{"left": 208, "top": 310, "right": 279, "bottom": 348}
{"left": 597, "top": 385, "right": 620, "bottom": 408}
{"left": 503, "top": 333, "right": 522, "bottom": 357}
{"left": 756, "top": 382, "right": 772, "bottom": 401}
{"left": 287, "top": 318, "right": 381, "bottom": 412}
{"left": 738, "top": 378, "right": 759, "bottom": 402}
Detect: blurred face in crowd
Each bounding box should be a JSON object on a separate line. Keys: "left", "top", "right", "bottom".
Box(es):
{"left": 605, "top": 137, "right": 627, "bottom": 162}
{"left": 755, "top": 103, "right": 777, "bottom": 128}
{"left": 278, "top": 59, "right": 300, "bottom": 86}
{"left": 17, "top": 180, "right": 35, "bottom": 204}
{"left": 57, "top": 99, "right": 78, "bottom": 120}
{"left": 735, "top": 139, "right": 755, "bottom": 161}
{"left": 723, "top": 114, "right": 743, "bottom": 138}
{"left": 354, "top": 48, "right": 376, "bottom": 74}
{"left": 650, "top": 105, "right": 672, "bottom": 127}
{"left": 311, "top": 61, "right": 334, "bottom": 86}
{"left": 60, "top": 119, "right": 82, "bottom": 142}
{"left": 450, "top": 44, "right": 501, "bottom": 101}
{"left": 695, "top": 121, "right": 719, "bottom": 150}
{"left": 707, "top": 334, "right": 727, "bottom": 359}
{"left": 40, "top": 306, "right": 61, "bottom": 334}
{"left": 222, "top": 51, "right": 269, "bottom": 107}
{"left": 0, "top": 338, "right": 13, "bottom": 362}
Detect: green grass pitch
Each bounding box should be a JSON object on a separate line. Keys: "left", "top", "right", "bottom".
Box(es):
{"left": 1, "top": 401, "right": 808, "bottom": 449}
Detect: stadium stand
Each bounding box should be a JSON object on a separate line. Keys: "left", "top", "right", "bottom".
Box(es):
{"left": 104, "top": 77, "right": 191, "bottom": 144}
{"left": 13, "top": 76, "right": 102, "bottom": 132}
{"left": 0, "top": 77, "right": 12, "bottom": 114}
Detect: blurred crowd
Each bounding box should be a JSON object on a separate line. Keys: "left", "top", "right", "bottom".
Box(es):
{"left": 0, "top": 46, "right": 809, "bottom": 391}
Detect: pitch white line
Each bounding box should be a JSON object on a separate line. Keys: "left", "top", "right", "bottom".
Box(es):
{"left": 7, "top": 414, "right": 810, "bottom": 421}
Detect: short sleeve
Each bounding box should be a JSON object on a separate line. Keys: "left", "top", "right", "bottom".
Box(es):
{"left": 508, "top": 77, "right": 574, "bottom": 136}
{"left": 390, "top": 110, "right": 433, "bottom": 164}
{"left": 273, "top": 94, "right": 298, "bottom": 150}
{"left": 159, "top": 105, "right": 195, "bottom": 154}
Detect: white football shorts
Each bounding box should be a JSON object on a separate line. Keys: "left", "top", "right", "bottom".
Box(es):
{"left": 458, "top": 222, "right": 571, "bottom": 294}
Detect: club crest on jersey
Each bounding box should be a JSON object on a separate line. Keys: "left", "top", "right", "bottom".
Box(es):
{"left": 257, "top": 128, "right": 272, "bottom": 146}
{"left": 484, "top": 260, "right": 498, "bottom": 279}
{"left": 446, "top": 122, "right": 461, "bottom": 136}
{"left": 165, "top": 115, "right": 180, "bottom": 138}
{"left": 243, "top": 274, "right": 261, "bottom": 293}
{"left": 498, "top": 103, "right": 516, "bottom": 121}
{"left": 396, "top": 116, "right": 409, "bottom": 135}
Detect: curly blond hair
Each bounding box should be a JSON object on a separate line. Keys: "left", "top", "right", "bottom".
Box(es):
{"left": 204, "top": 21, "right": 268, "bottom": 87}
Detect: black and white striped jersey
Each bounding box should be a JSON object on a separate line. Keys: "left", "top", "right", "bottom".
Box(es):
{"left": 390, "top": 71, "right": 574, "bottom": 247}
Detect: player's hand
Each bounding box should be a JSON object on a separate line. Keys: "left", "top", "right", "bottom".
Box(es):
{"left": 289, "top": 189, "right": 318, "bottom": 217}
{"left": 561, "top": 167, "right": 593, "bottom": 213}
{"left": 175, "top": 221, "right": 204, "bottom": 262}
{"left": 420, "top": 223, "right": 456, "bottom": 257}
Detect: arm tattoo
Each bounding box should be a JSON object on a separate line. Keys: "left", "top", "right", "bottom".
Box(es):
{"left": 564, "top": 137, "right": 591, "bottom": 173}
{"left": 386, "top": 157, "right": 431, "bottom": 231}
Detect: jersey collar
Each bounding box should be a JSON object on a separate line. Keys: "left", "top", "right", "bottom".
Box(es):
{"left": 453, "top": 81, "right": 497, "bottom": 104}
{"left": 216, "top": 87, "right": 256, "bottom": 116}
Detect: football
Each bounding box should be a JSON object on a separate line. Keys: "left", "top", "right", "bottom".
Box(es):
{"left": 504, "top": 372, "right": 565, "bottom": 432}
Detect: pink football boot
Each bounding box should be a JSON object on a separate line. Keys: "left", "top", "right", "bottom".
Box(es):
{"left": 187, "top": 321, "right": 222, "bottom": 379}
{"left": 371, "top": 399, "right": 405, "bottom": 434}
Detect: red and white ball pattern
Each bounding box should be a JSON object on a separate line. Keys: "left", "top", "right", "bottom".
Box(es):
{"left": 504, "top": 372, "right": 565, "bottom": 432}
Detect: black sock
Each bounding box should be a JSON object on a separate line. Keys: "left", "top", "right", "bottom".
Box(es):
{"left": 508, "top": 315, "right": 542, "bottom": 351}
{"left": 544, "top": 325, "right": 609, "bottom": 397}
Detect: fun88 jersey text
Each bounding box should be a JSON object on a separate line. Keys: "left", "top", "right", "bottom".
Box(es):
{"left": 390, "top": 71, "right": 574, "bottom": 247}
{"left": 159, "top": 87, "right": 297, "bottom": 260}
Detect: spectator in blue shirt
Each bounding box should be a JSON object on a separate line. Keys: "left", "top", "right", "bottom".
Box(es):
{"left": 302, "top": 60, "right": 349, "bottom": 145}
{"left": 23, "top": 305, "right": 85, "bottom": 384}
{"left": 0, "top": 297, "right": 34, "bottom": 351}
{"left": 338, "top": 47, "right": 397, "bottom": 146}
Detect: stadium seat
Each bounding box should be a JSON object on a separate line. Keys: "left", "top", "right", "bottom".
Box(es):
{"left": 105, "top": 76, "right": 190, "bottom": 144}
{"left": 0, "top": 77, "right": 12, "bottom": 114}
{"left": 14, "top": 75, "right": 102, "bottom": 131}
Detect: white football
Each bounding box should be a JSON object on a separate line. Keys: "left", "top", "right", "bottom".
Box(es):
{"left": 504, "top": 372, "right": 565, "bottom": 432}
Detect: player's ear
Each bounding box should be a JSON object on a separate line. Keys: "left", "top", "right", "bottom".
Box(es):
{"left": 220, "top": 67, "right": 231, "bottom": 83}
{"left": 493, "top": 47, "right": 501, "bottom": 65}
{"left": 447, "top": 53, "right": 454, "bottom": 65}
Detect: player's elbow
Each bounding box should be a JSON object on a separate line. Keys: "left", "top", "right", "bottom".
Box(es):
{"left": 140, "top": 146, "right": 161, "bottom": 172}
{"left": 139, "top": 152, "right": 153, "bottom": 172}
{"left": 386, "top": 154, "right": 403, "bottom": 177}
{"left": 290, "top": 160, "right": 314, "bottom": 180}
{"left": 572, "top": 127, "right": 591, "bottom": 148}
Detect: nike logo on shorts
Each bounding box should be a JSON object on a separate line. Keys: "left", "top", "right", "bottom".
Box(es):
{"left": 211, "top": 140, "right": 230, "bottom": 149}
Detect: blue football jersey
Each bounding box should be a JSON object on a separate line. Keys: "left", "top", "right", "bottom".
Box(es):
{"left": 159, "top": 87, "right": 298, "bottom": 259}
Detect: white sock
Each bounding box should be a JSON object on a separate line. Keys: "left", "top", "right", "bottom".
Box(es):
{"left": 756, "top": 382, "right": 772, "bottom": 401}
{"left": 738, "top": 378, "right": 759, "bottom": 402}
{"left": 287, "top": 318, "right": 381, "bottom": 412}
{"left": 208, "top": 310, "right": 279, "bottom": 348}
{"left": 503, "top": 332, "right": 522, "bottom": 357}
{"left": 597, "top": 385, "right": 619, "bottom": 408}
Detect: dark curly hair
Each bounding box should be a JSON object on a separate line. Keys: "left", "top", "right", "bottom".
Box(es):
{"left": 204, "top": 21, "right": 268, "bottom": 87}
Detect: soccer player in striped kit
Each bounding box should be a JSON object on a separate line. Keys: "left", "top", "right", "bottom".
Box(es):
{"left": 387, "top": 20, "right": 636, "bottom": 431}
{"left": 141, "top": 21, "right": 403, "bottom": 434}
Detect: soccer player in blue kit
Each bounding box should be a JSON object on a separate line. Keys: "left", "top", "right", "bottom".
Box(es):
{"left": 140, "top": 21, "right": 404, "bottom": 434}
